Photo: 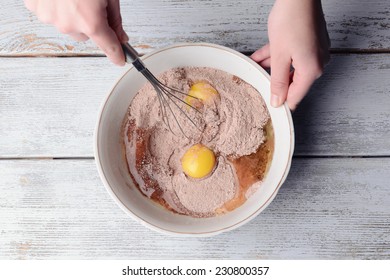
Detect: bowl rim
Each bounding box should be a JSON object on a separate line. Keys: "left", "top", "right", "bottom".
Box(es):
{"left": 94, "top": 42, "right": 295, "bottom": 236}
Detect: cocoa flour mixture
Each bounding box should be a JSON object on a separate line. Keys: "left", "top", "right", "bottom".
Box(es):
{"left": 123, "top": 67, "right": 271, "bottom": 217}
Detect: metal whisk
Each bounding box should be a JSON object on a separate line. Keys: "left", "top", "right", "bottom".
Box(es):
{"left": 121, "top": 43, "right": 202, "bottom": 137}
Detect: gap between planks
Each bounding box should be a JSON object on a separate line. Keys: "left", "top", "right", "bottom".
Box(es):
{"left": 0, "top": 49, "right": 389, "bottom": 58}
{"left": 1, "top": 155, "right": 390, "bottom": 160}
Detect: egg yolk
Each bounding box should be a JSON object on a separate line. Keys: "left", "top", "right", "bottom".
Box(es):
{"left": 185, "top": 82, "right": 219, "bottom": 108}
{"left": 181, "top": 144, "right": 216, "bottom": 179}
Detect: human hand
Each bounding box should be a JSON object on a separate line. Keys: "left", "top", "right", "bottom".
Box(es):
{"left": 251, "top": 0, "right": 330, "bottom": 110}
{"left": 24, "top": 0, "right": 128, "bottom": 66}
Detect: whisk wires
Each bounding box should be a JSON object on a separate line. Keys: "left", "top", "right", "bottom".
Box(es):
{"left": 140, "top": 68, "right": 203, "bottom": 138}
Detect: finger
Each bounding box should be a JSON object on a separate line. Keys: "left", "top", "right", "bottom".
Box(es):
{"left": 35, "top": 0, "right": 55, "bottom": 24}
{"left": 259, "top": 57, "right": 271, "bottom": 68}
{"left": 89, "top": 23, "right": 125, "bottom": 66}
{"left": 24, "top": 0, "right": 37, "bottom": 12}
{"left": 69, "top": 33, "right": 89, "bottom": 42}
{"left": 286, "top": 69, "right": 317, "bottom": 110}
{"left": 250, "top": 44, "right": 270, "bottom": 62}
{"left": 270, "top": 55, "right": 291, "bottom": 107}
{"left": 107, "top": 0, "right": 129, "bottom": 42}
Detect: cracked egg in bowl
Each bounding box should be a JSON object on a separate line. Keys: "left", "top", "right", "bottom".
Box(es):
{"left": 94, "top": 43, "right": 294, "bottom": 236}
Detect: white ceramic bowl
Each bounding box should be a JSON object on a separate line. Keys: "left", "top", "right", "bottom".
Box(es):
{"left": 94, "top": 43, "right": 294, "bottom": 236}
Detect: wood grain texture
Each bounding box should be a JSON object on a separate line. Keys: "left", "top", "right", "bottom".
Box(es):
{"left": 0, "top": 57, "right": 124, "bottom": 158}
{"left": 0, "top": 158, "right": 388, "bottom": 259}
{"left": 0, "top": 0, "right": 388, "bottom": 262}
{"left": 1, "top": 54, "right": 389, "bottom": 157}
{"left": 0, "top": 0, "right": 389, "bottom": 56}
{"left": 294, "top": 53, "right": 390, "bottom": 156}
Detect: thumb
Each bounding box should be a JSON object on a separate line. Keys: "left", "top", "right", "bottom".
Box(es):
{"left": 286, "top": 68, "right": 319, "bottom": 110}
{"left": 270, "top": 55, "right": 291, "bottom": 107}
{"left": 107, "top": 0, "right": 128, "bottom": 42}
{"left": 88, "top": 20, "right": 125, "bottom": 66}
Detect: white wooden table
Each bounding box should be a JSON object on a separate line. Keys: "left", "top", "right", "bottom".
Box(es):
{"left": 1, "top": 0, "right": 389, "bottom": 259}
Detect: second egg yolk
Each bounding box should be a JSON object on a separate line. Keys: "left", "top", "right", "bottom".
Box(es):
{"left": 181, "top": 144, "right": 216, "bottom": 179}
{"left": 185, "top": 82, "right": 219, "bottom": 108}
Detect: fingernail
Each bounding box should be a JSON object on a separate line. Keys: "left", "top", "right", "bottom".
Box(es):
{"left": 271, "top": 94, "right": 281, "bottom": 107}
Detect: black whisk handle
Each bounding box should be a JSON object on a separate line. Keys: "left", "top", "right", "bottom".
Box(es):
{"left": 121, "top": 43, "right": 146, "bottom": 72}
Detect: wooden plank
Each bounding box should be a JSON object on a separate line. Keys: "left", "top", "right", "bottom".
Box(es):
{"left": 1, "top": 54, "right": 389, "bottom": 157}
{"left": 0, "top": 0, "right": 389, "bottom": 56}
{"left": 322, "top": 0, "right": 390, "bottom": 51}
{"left": 0, "top": 57, "right": 124, "bottom": 158}
{"left": 0, "top": 158, "right": 388, "bottom": 259}
{"left": 294, "top": 53, "right": 390, "bottom": 156}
